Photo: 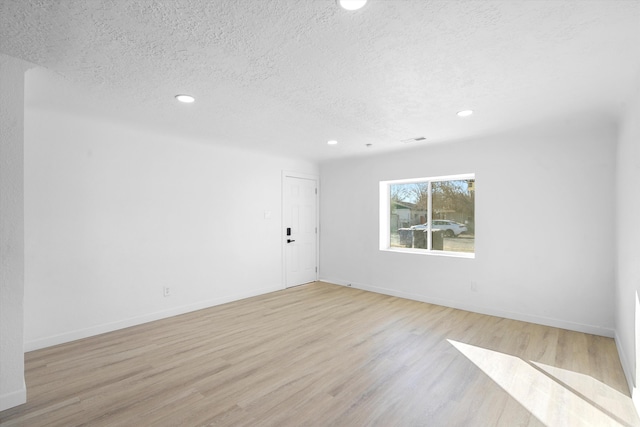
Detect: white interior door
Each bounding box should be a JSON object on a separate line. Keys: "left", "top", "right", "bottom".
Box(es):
{"left": 283, "top": 173, "right": 318, "bottom": 288}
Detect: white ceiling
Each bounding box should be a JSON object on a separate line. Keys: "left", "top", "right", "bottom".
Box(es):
{"left": 2, "top": 0, "right": 639, "bottom": 161}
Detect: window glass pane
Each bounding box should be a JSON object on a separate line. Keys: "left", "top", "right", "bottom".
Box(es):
{"left": 390, "top": 182, "right": 428, "bottom": 248}
{"left": 386, "top": 176, "right": 474, "bottom": 255}
{"left": 431, "top": 179, "right": 475, "bottom": 253}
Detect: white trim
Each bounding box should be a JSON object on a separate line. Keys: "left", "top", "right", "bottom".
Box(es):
{"left": 282, "top": 170, "right": 319, "bottom": 181}
{"left": 615, "top": 333, "right": 640, "bottom": 418}
{"left": 381, "top": 247, "right": 475, "bottom": 259}
{"left": 380, "top": 173, "right": 475, "bottom": 255}
{"left": 24, "top": 284, "right": 281, "bottom": 352}
{"left": 378, "top": 182, "right": 390, "bottom": 250}
{"left": 320, "top": 277, "right": 615, "bottom": 338}
{"left": 427, "top": 180, "right": 433, "bottom": 249}
{"left": 383, "top": 173, "right": 475, "bottom": 186}
{"left": 282, "top": 171, "right": 320, "bottom": 288}
{"left": 0, "top": 379, "right": 26, "bottom": 411}
{"left": 616, "top": 332, "right": 638, "bottom": 394}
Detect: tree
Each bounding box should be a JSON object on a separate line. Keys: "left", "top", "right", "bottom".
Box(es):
{"left": 432, "top": 180, "right": 474, "bottom": 221}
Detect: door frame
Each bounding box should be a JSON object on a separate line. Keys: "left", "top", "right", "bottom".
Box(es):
{"left": 281, "top": 170, "right": 319, "bottom": 288}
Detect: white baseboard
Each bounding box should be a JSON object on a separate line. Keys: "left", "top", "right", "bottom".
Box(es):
{"left": 0, "top": 379, "right": 26, "bottom": 412}
{"left": 615, "top": 332, "right": 640, "bottom": 414}
{"left": 320, "top": 277, "right": 615, "bottom": 338}
{"left": 24, "top": 285, "right": 283, "bottom": 352}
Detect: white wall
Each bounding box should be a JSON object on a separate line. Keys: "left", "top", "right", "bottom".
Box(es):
{"left": 615, "top": 75, "right": 640, "bottom": 400}
{"left": 320, "top": 116, "right": 617, "bottom": 336}
{"left": 0, "top": 54, "right": 30, "bottom": 411}
{"left": 23, "top": 87, "right": 317, "bottom": 350}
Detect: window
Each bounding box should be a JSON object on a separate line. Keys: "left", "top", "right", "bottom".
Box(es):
{"left": 380, "top": 174, "right": 475, "bottom": 257}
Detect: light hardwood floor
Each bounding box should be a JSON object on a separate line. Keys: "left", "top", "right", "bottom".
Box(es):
{"left": 1, "top": 282, "right": 638, "bottom": 426}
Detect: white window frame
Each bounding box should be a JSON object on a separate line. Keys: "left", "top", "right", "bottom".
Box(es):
{"left": 379, "top": 173, "right": 475, "bottom": 259}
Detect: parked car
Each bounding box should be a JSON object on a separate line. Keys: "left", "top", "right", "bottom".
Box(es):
{"left": 411, "top": 220, "right": 468, "bottom": 237}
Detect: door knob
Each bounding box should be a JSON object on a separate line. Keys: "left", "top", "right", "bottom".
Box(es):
{"left": 287, "top": 239, "right": 295, "bottom": 243}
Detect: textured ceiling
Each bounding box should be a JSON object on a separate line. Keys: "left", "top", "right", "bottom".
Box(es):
{"left": 2, "top": 0, "right": 640, "bottom": 161}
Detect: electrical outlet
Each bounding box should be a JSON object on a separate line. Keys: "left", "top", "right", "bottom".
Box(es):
{"left": 470, "top": 281, "right": 479, "bottom": 292}
{"left": 163, "top": 287, "right": 171, "bottom": 297}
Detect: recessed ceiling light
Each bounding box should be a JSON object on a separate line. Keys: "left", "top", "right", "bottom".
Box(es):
{"left": 457, "top": 110, "right": 473, "bottom": 117}
{"left": 338, "top": 0, "right": 367, "bottom": 11}
{"left": 175, "top": 94, "right": 195, "bottom": 103}
{"left": 327, "top": 140, "right": 338, "bottom": 145}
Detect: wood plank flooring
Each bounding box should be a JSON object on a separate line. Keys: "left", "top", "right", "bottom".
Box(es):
{"left": 1, "top": 282, "right": 638, "bottom": 426}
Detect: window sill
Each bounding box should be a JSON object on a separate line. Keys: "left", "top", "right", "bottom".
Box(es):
{"left": 381, "top": 247, "right": 475, "bottom": 259}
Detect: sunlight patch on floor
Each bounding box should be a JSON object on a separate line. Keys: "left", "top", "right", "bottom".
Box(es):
{"left": 448, "top": 339, "right": 639, "bottom": 427}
